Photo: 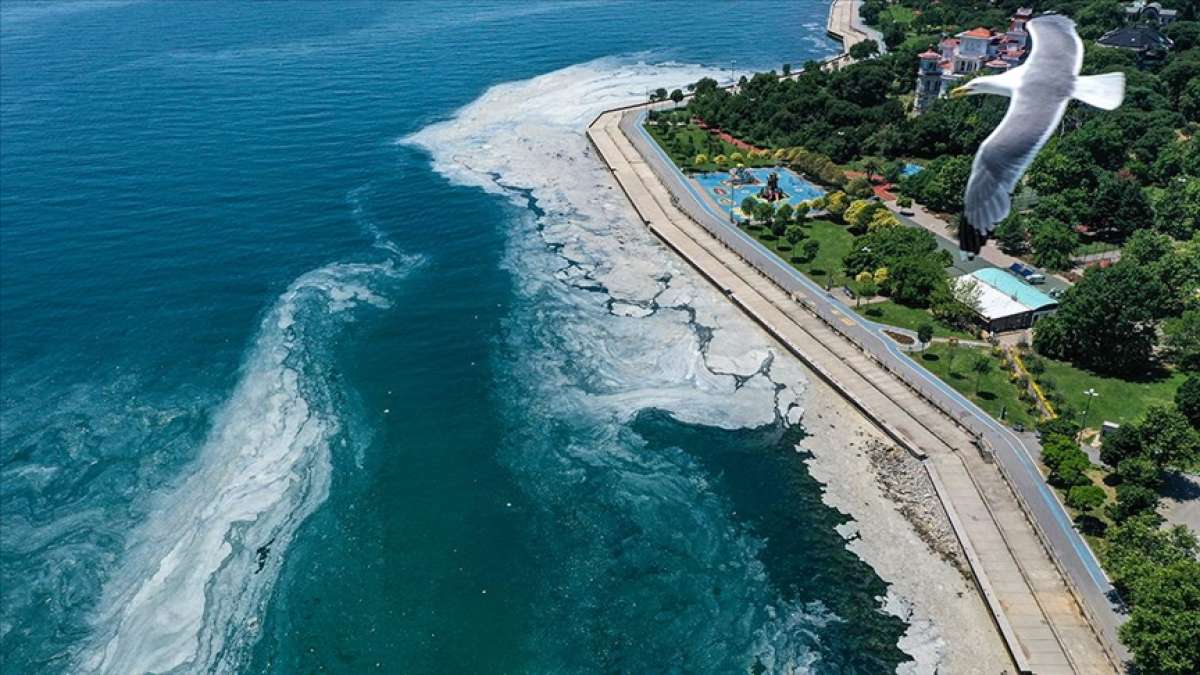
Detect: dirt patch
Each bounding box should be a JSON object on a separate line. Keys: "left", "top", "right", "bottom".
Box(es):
{"left": 884, "top": 329, "right": 914, "bottom": 345}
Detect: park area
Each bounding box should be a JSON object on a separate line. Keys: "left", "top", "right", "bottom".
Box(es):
{"left": 909, "top": 344, "right": 1038, "bottom": 430}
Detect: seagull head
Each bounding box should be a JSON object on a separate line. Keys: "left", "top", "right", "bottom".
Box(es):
{"left": 950, "top": 74, "right": 1015, "bottom": 99}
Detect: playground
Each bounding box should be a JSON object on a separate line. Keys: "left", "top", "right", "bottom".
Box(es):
{"left": 692, "top": 167, "right": 825, "bottom": 218}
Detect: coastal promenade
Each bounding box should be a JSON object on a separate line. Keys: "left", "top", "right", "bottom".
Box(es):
{"left": 587, "top": 107, "right": 1121, "bottom": 673}
{"left": 826, "top": 0, "right": 886, "bottom": 59}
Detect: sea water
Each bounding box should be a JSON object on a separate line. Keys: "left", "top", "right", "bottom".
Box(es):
{"left": 1, "top": 2, "right": 911, "bottom": 672}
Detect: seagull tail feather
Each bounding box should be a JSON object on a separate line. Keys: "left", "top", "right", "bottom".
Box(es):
{"left": 1072, "top": 73, "right": 1125, "bottom": 111}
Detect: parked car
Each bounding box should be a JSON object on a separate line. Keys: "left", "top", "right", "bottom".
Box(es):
{"left": 1008, "top": 262, "right": 1046, "bottom": 284}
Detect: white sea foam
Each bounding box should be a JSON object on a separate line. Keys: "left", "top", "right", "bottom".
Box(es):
{"left": 404, "top": 56, "right": 946, "bottom": 674}
{"left": 405, "top": 59, "right": 796, "bottom": 430}
{"left": 77, "top": 256, "right": 418, "bottom": 674}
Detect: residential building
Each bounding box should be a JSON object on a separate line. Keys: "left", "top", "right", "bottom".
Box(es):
{"left": 1123, "top": 1, "right": 1179, "bottom": 26}
{"left": 914, "top": 8, "right": 1032, "bottom": 114}
{"left": 1097, "top": 23, "right": 1174, "bottom": 59}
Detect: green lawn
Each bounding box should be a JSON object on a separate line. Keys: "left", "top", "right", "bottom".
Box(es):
{"left": 879, "top": 5, "right": 915, "bottom": 25}
{"left": 910, "top": 344, "right": 1038, "bottom": 429}
{"left": 645, "top": 121, "right": 775, "bottom": 172}
{"left": 746, "top": 219, "right": 856, "bottom": 288}
{"left": 854, "top": 300, "right": 974, "bottom": 339}
{"left": 1027, "top": 355, "right": 1186, "bottom": 427}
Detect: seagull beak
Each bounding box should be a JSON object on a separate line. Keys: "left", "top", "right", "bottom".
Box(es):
{"left": 949, "top": 86, "right": 969, "bottom": 99}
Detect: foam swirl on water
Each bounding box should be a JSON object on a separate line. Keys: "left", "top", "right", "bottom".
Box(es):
{"left": 77, "top": 256, "right": 418, "bottom": 674}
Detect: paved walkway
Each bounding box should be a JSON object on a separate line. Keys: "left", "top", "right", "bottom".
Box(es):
{"left": 588, "top": 108, "right": 1122, "bottom": 674}
{"left": 827, "top": 0, "right": 887, "bottom": 59}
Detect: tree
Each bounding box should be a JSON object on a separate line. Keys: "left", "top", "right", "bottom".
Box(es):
{"left": 852, "top": 271, "right": 878, "bottom": 306}
{"left": 1164, "top": 310, "right": 1200, "bottom": 371}
{"left": 669, "top": 88, "right": 684, "bottom": 108}
{"left": 844, "top": 198, "right": 877, "bottom": 229}
{"left": 792, "top": 201, "right": 810, "bottom": 222}
{"left": 1033, "top": 262, "right": 1166, "bottom": 376}
{"left": 971, "top": 354, "right": 993, "bottom": 394}
{"left": 1105, "top": 514, "right": 1200, "bottom": 674}
{"left": 1149, "top": 177, "right": 1200, "bottom": 240}
{"left": 653, "top": 87, "right": 668, "bottom": 102}
{"left": 801, "top": 239, "right": 820, "bottom": 262}
{"left": 1110, "top": 482, "right": 1161, "bottom": 521}
{"left": 1120, "top": 558, "right": 1200, "bottom": 675}
{"left": 1177, "top": 375, "right": 1200, "bottom": 429}
{"left": 1066, "top": 484, "right": 1106, "bottom": 513}
{"left": 848, "top": 39, "right": 880, "bottom": 60}
{"left": 785, "top": 224, "right": 806, "bottom": 249}
{"left": 1106, "top": 514, "right": 1197, "bottom": 590}
{"left": 824, "top": 191, "right": 850, "bottom": 220}
{"left": 1091, "top": 172, "right": 1152, "bottom": 241}
{"left": 917, "top": 322, "right": 934, "bottom": 351}
{"left": 868, "top": 209, "right": 900, "bottom": 230}
{"left": 1138, "top": 405, "right": 1200, "bottom": 472}
{"left": 776, "top": 202, "right": 794, "bottom": 226}
{"left": 888, "top": 254, "right": 948, "bottom": 308}
{"left": 846, "top": 176, "right": 874, "bottom": 200}
{"left": 1117, "top": 456, "right": 1162, "bottom": 490}
{"left": 994, "top": 214, "right": 1029, "bottom": 255}
{"left": 1029, "top": 218, "right": 1078, "bottom": 271}
{"left": 741, "top": 196, "right": 758, "bottom": 223}
{"left": 1101, "top": 424, "right": 1145, "bottom": 469}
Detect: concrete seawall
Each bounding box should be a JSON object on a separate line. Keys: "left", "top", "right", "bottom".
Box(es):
{"left": 826, "top": 0, "right": 886, "bottom": 59}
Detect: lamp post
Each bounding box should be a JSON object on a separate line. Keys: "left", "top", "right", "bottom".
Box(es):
{"left": 1080, "top": 388, "right": 1098, "bottom": 441}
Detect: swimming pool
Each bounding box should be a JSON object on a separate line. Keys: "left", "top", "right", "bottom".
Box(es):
{"left": 692, "top": 167, "right": 825, "bottom": 218}
{"left": 900, "top": 162, "right": 924, "bottom": 177}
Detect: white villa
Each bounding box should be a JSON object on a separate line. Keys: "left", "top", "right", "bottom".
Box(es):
{"left": 914, "top": 8, "right": 1033, "bottom": 114}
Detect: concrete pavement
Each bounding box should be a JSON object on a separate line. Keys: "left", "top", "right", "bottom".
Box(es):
{"left": 587, "top": 107, "right": 1124, "bottom": 673}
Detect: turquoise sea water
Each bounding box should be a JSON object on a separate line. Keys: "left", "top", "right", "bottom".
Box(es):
{"left": 1, "top": 1, "right": 913, "bottom": 672}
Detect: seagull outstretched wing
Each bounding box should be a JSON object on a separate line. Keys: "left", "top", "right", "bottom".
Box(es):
{"left": 961, "top": 15, "right": 1084, "bottom": 252}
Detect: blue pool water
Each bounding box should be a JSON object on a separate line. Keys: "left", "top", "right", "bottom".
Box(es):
{"left": 901, "top": 162, "right": 925, "bottom": 176}
{"left": 1, "top": 1, "right": 919, "bottom": 672}
{"left": 694, "top": 167, "right": 825, "bottom": 215}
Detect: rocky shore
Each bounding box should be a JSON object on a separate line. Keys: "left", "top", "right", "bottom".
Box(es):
{"left": 796, "top": 374, "right": 1012, "bottom": 674}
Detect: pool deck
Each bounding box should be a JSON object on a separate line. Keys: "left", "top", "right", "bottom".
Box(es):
{"left": 587, "top": 104, "right": 1124, "bottom": 674}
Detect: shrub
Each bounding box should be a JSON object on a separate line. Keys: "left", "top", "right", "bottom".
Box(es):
{"left": 1066, "top": 485, "right": 1106, "bottom": 513}
{"left": 897, "top": 196, "right": 912, "bottom": 207}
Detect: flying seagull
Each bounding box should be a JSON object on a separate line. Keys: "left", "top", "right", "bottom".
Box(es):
{"left": 949, "top": 14, "right": 1125, "bottom": 257}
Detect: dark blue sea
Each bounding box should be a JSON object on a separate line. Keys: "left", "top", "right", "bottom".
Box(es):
{"left": 1, "top": 1, "right": 917, "bottom": 672}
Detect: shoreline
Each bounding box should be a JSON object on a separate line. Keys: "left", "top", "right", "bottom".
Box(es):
{"left": 586, "top": 104, "right": 1119, "bottom": 672}
{"left": 796, "top": 371, "right": 1011, "bottom": 672}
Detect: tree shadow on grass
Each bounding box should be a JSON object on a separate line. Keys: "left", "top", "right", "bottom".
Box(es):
{"left": 865, "top": 307, "right": 883, "bottom": 318}
{"left": 809, "top": 268, "right": 827, "bottom": 277}
{"left": 920, "top": 353, "right": 940, "bottom": 362}
{"left": 977, "top": 391, "right": 998, "bottom": 401}
{"left": 1074, "top": 514, "right": 1108, "bottom": 538}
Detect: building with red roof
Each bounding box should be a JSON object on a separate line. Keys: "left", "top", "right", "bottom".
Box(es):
{"left": 914, "top": 9, "right": 1033, "bottom": 114}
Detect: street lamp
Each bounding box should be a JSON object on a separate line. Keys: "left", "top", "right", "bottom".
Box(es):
{"left": 1079, "top": 388, "right": 1099, "bottom": 441}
